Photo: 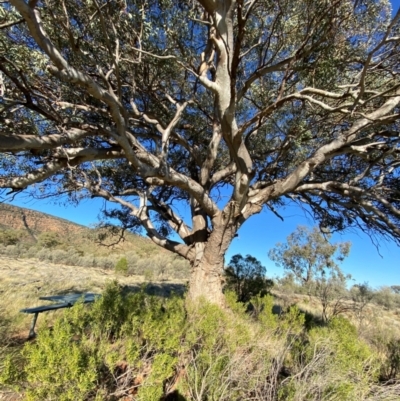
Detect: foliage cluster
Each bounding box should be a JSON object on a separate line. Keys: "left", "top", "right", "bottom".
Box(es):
{"left": 0, "top": 229, "right": 27, "bottom": 246}
{"left": 1, "top": 282, "right": 398, "bottom": 401}
{"left": 115, "top": 257, "right": 128, "bottom": 276}
{"left": 224, "top": 253, "right": 274, "bottom": 303}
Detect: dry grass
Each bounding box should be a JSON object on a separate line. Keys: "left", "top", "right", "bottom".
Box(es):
{"left": 272, "top": 289, "right": 400, "bottom": 340}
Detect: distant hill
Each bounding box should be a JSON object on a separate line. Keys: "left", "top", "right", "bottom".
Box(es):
{"left": 0, "top": 202, "right": 190, "bottom": 279}
{"left": 0, "top": 203, "right": 86, "bottom": 237}
{"left": 0, "top": 202, "right": 169, "bottom": 257}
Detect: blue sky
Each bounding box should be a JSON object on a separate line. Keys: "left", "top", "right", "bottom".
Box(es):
{"left": 2, "top": 0, "right": 400, "bottom": 289}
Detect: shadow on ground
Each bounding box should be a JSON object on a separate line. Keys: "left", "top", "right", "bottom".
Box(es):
{"left": 162, "top": 390, "right": 187, "bottom": 400}
{"left": 41, "top": 282, "right": 187, "bottom": 299}
{"left": 121, "top": 282, "right": 187, "bottom": 298}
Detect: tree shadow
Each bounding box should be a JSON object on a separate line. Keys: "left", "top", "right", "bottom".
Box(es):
{"left": 45, "top": 282, "right": 187, "bottom": 299}
{"left": 161, "top": 390, "right": 187, "bottom": 401}
{"left": 121, "top": 282, "right": 187, "bottom": 298}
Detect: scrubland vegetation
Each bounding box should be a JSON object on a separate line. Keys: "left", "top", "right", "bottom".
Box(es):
{"left": 0, "top": 227, "right": 190, "bottom": 280}
{"left": 1, "top": 281, "right": 400, "bottom": 401}
{"left": 0, "top": 226, "right": 400, "bottom": 400}
{"left": 2, "top": 0, "right": 400, "bottom": 397}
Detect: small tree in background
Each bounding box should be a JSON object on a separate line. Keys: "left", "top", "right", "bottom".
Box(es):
{"left": 391, "top": 286, "right": 400, "bottom": 295}
{"left": 315, "top": 269, "right": 351, "bottom": 322}
{"left": 269, "top": 226, "right": 351, "bottom": 295}
{"left": 351, "top": 282, "right": 374, "bottom": 328}
{"left": 269, "top": 226, "right": 351, "bottom": 321}
{"left": 224, "top": 254, "right": 273, "bottom": 303}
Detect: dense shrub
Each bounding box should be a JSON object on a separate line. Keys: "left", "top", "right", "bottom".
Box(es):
{"left": 1, "top": 282, "right": 390, "bottom": 401}
{"left": 96, "top": 256, "right": 116, "bottom": 270}
{"left": 224, "top": 254, "right": 274, "bottom": 302}
{"left": 2, "top": 243, "right": 27, "bottom": 258}
{"left": 373, "top": 286, "right": 398, "bottom": 310}
{"left": 36, "top": 247, "right": 54, "bottom": 262}
{"left": 15, "top": 282, "right": 186, "bottom": 400}
{"left": 49, "top": 249, "right": 69, "bottom": 264}
{"left": 386, "top": 339, "right": 400, "bottom": 380}
{"left": 0, "top": 229, "right": 23, "bottom": 246}
{"left": 37, "top": 232, "right": 62, "bottom": 249}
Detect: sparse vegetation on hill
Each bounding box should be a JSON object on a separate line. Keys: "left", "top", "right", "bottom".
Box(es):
{"left": 0, "top": 204, "right": 190, "bottom": 280}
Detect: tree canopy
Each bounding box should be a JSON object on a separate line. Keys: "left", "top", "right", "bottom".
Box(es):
{"left": 0, "top": 0, "right": 399, "bottom": 303}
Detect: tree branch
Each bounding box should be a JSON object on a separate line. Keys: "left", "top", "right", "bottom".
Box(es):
{"left": 0, "top": 129, "right": 93, "bottom": 151}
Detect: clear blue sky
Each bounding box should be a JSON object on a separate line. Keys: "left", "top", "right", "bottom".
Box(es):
{"left": 2, "top": 0, "right": 400, "bottom": 289}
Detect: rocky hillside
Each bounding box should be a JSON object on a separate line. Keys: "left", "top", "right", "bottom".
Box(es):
{"left": 0, "top": 203, "right": 86, "bottom": 237}
{"left": 0, "top": 202, "right": 157, "bottom": 252}
{"left": 0, "top": 203, "right": 191, "bottom": 279}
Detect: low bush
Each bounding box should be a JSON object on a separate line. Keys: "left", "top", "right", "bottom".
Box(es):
{"left": 0, "top": 229, "right": 23, "bottom": 246}
{"left": 373, "top": 286, "right": 399, "bottom": 310}
{"left": 49, "top": 249, "right": 69, "bottom": 264}
{"left": 114, "top": 257, "right": 128, "bottom": 275}
{"left": 37, "top": 232, "right": 62, "bottom": 249}
{"left": 386, "top": 339, "right": 400, "bottom": 380}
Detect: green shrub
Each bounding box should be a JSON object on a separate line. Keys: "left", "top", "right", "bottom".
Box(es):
{"left": 38, "top": 232, "right": 62, "bottom": 248}
{"left": 280, "top": 316, "right": 377, "bottom": 401}
{"left": 0, "top": 351, "right": 26, "bottom": 392}
{"left": 224, "top": 253, "right": 274, "bottom": 303}
{"left": 0, "top": 229, "right": 22, "bottom": 246}
{"left": 22, "top": 318, "right": 99, "bottom": 401}
{"left": 2, "top": 281, "right": 186, "bottom": 400}
{"left": 1, "top": 282, "right": 387, "bottom": 401}
{"left": 383, "top": 338, "right": 400, "bottom": 380}
{"left": 115, "top": 256, "right": 128, "bottom": 275}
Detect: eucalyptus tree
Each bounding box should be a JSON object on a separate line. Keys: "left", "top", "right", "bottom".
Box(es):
{"left": 269, "top": 225, "right": 351, "bottom": 320}
{"left": 1, "top": 0, "right": 400, "bottom": 304}
{"left": 269, "top": 226, "right": 351, "bottom": 289}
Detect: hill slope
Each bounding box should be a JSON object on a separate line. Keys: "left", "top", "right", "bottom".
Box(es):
{"left": 0, "top": 203, "right": 85, "bottom": 237}
{"left": 0, "top": 203, "right": 190, "bottom": 279}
